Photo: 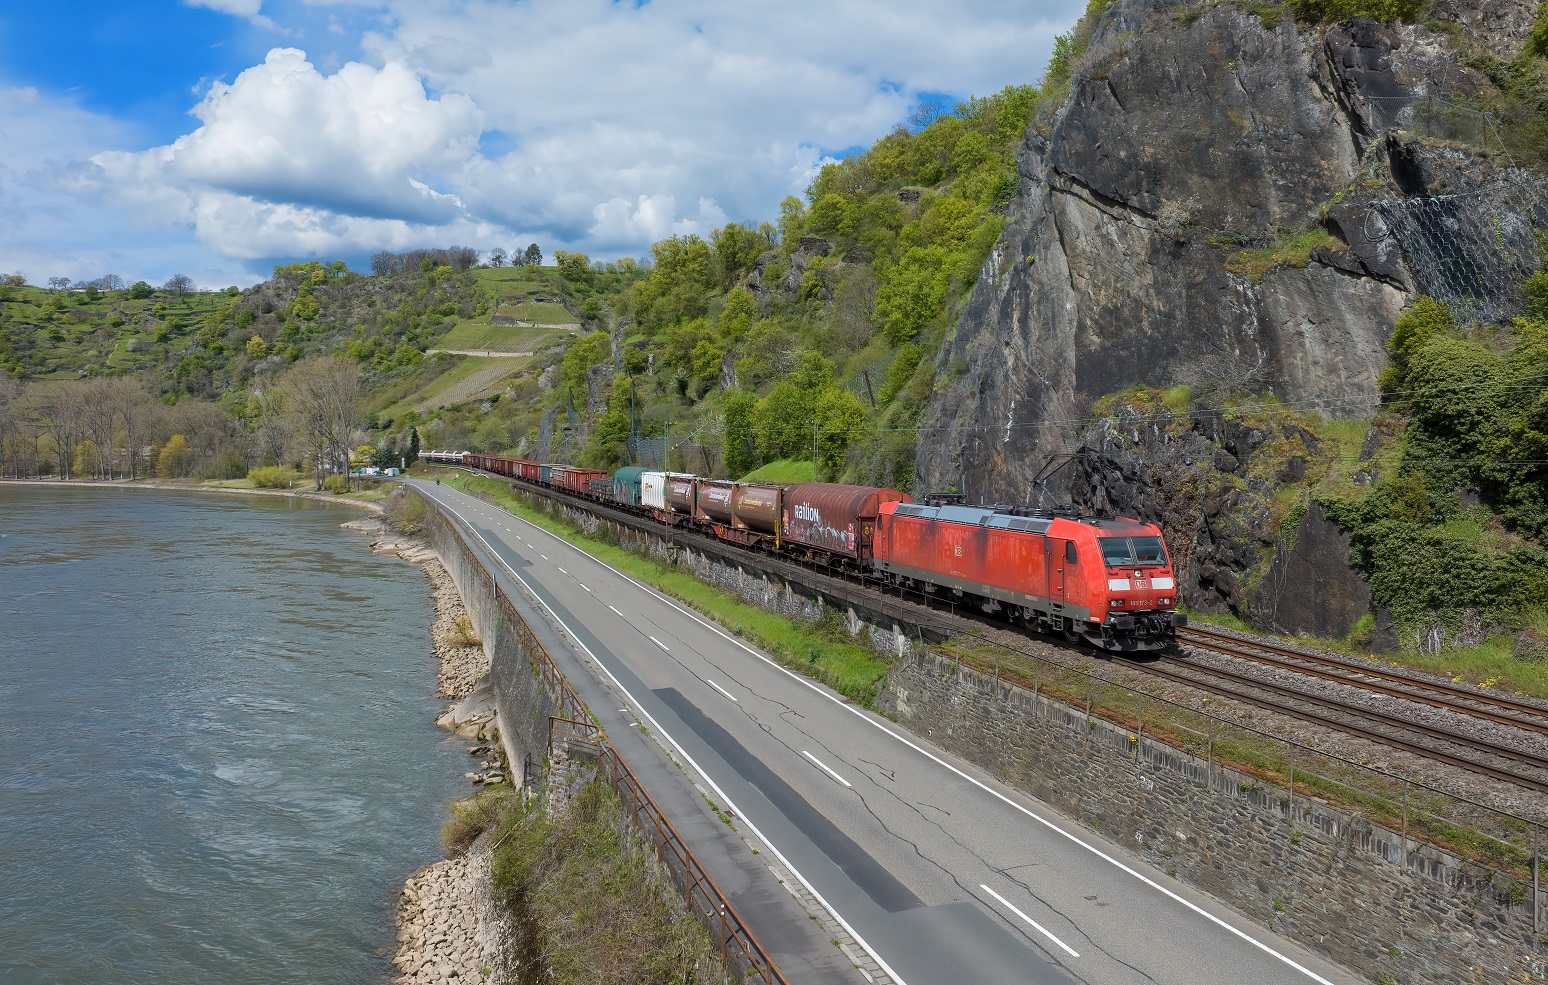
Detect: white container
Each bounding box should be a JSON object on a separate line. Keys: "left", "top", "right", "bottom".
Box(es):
{"left": 641, "top": 471, "right": 667, "bottom": 510}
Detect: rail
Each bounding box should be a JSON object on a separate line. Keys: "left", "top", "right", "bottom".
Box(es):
{"left": 1179, "top": 625, "right": 1548, "bottom": 735}
{"left": 426, "top": 497, "right": 791, "bottom": 985}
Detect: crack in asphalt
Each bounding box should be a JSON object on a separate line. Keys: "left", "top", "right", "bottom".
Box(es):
{"left": 993, "top": 869, "right": 1160, "bottom": 985}
{"left": 858, "top": 758, "right": 896, "bottom": 782}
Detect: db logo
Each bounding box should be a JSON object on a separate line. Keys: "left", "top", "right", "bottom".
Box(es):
{"left": 954, "top": 544, "right": 962, "bottom": 557}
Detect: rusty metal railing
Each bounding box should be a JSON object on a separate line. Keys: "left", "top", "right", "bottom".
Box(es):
{"left": 426, "top": 498, "right": 791, "bottom": 985}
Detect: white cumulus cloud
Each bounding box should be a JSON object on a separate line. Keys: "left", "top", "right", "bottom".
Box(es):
{"left": 96, "top": 48, "right": 483, "bottom": 226}
{"left": 185, "top": 0, "right": 279, "bottom": 30}
{"left": 6, "top": 0, "right": 1083, "bottom": 281}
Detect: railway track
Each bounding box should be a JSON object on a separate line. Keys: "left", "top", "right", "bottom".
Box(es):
{"left": 1177, "top": 625, "right": 1548, "bottom": 736}
{"left": 1145, "top": 653, "right": 1548, "bottom": 794}
{"left": 958, "top": 626, "right": 1548, "bottom": 794}
{"left": 444, "top": 468, "right": 1548, "bottom": 793}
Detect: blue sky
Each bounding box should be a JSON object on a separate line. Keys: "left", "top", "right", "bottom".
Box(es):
{"left": 0, "top": 0, "right": 1081, "bottom": 287}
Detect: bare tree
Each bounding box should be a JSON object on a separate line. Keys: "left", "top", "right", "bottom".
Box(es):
{"left": 370, "top": 251, "right": 399, "bottom": 277}
{"left": 41, "top": 386, "right": 86, "bottom": 479}
{"left": 98, "top": 274, "right": 125, "bottom": 292}
{"left": 110, "top": 377, "right": 154, "bottom": 479}
{"left": 278, "top": 357, "right": 362, "bottom": 490}
{"left": 77, "top": 377, "right": 117, "bottom": 478}
{"left": 446, "top": 246, "right": 479, "bottom": 271}
{"left": 0, "top": 377, "right": 20, "bottom": 478}
{"left": 169, "top": 399, "right": 240, "bottom": 478}
{"left": 164, "top": 273, "right": 194, "bottom": 302}
{"left": 249, "top": 385, "right": 289, "bottom": 467}
{"left": 48, "top": 276, "right": 70, "bottom": 292}
{"left": 487, "top": 247, "right": 507, "bottom": 268}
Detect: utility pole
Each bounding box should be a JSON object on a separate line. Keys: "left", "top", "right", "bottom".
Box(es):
{"left": 812, "top": 420, "right": 819, "bottom": 482}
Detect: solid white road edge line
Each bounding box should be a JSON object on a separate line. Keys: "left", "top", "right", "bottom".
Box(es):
{"left": 802, "top": 750, "right": 853, "bottom": 788}
{"left": 706, "top": 679, "right": 738, "bottom": 703}
{"left": 455, "top": 483, "right": 1339, "bottom": 985}
{"left": 980, "top": 884, "right": 1080, "bottom": 959}
{"left": 421, "top": 486, "right": 911, "bottom": 985}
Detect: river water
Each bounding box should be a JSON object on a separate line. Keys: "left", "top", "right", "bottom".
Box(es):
{"left": 0, "top": 485, "right": 465, "bottom": 984}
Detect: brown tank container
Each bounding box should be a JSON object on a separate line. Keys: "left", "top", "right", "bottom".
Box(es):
{"left": 782, "top": 483, "right": 912, "bottom": 560}
{"left": 696, "top": 480, "right": 737, "bottom": 523}
{"left": 666, "top": 474, "right": 696, "bottom": 516}
{"left": 732, "top": 484, "right": 781, "bottom": 534}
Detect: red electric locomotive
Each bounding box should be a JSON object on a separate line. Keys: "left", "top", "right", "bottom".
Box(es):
{"left": 874, "top": 502, "right": 1183, "bottom": 651}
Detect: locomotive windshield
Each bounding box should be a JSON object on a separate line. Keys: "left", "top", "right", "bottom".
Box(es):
{"left": 1099, "top": 536, "right": 1168, "bottom": 568}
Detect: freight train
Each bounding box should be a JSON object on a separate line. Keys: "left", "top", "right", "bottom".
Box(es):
{"left": 419, "top": 451, "right": 1185, "bottom": 651}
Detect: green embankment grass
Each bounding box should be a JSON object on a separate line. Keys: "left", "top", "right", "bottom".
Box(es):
{"left": 435, "top": 321, "right": 566, "bottom": 352}
{"left": 738, "top": 458, "right": 815, "bottom": 483}
{"left": 494, "top": 301, "right": 574, "bottom": 324}
{"left": 489, "top": 781, "right": 722, "bottom": 983}
{"left": 437, "top": 471, "right": 891, "bottom": 705}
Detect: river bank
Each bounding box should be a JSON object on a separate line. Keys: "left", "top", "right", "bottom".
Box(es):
{"left": 364, "top": 515, "right": 513, "bottom": 985}
{"left": 0, "top": 476, "right": 388, "bottom": 512}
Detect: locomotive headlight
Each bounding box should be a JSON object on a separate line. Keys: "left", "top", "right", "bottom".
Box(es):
{"left": 1109, "top": 599, "right": 1123, "bottom": 608}
{"left": 1160, "top": 597, "right": 1171, "bottom": 606}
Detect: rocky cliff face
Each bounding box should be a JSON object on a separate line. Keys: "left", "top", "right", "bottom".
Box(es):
{"left": 916, "top": 0, "right": 1537, "bottom": 633}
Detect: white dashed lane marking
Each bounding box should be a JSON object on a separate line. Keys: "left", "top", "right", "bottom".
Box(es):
{"left": 802, "top": 751, "right": 852, "bottom": 788}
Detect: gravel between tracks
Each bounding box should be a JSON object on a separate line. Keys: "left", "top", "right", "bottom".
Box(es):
{"left": 972, "top": 624, "right": 1548, "bottom": 820}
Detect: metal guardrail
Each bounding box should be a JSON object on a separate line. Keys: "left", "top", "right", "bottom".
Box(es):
{"left": 427, "top": 501, "right": 791, "bottom": 985}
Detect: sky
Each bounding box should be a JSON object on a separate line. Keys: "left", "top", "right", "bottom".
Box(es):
{"left": 0, "top": 0, "right": 1081, "bottom": 288}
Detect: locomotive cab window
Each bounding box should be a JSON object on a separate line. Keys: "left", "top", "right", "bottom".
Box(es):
{"left": 1064, "top": 542, "right": 1077, "bottom": 565}
{"left": 1100, "top": 536, "right": 1168, "bottom": 568}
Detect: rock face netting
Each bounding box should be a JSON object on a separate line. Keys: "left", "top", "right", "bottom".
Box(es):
{"left": 1364, "top": 95, "right": 1548, "bottom": 322}
{"left": 1374, "top": 174, "right": 1548, "bottom": 323}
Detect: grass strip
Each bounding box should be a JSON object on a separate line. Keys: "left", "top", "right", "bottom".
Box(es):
{"left": 489, "top": 781, "right": 722, "bottom": 985}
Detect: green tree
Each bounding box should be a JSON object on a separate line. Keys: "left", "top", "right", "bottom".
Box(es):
{"left": 718, "top": 287, "right": 755, "bottom": 343}
{"left": 562, "top": 331, "right": 611, "bottom": 393}
{"left": 554, "top": 250, "right": 593, "bottom": 282}
{"left": 806, "top": 193, "right": 853, "bottom": 238}
{"left": 722, "top": 388, "right": 759, "bottom": 477}
{"left": 815, "top": 387, "right": 867, "bottom": 476}
{"left": 583, "top": 376, "right": 634, "bottom": 468}
{"left": 711, "top": 223, "right": 763, "bottom": 287}
{"left": 129, "top": 281, "right": 153, "bottom": 300}
{"left": 73, "top": 439, "right": 98, "bottom": 477}
{"left": 157, "top": 434, "right": 191, "bottom": 478}
{"left": 875, "top": 247, "right": 951, "bottom": 344}
{"left": 1381, "top": 295, "right": 1458, "bottom": 395}
{"left": 246, "top": 335, "right": 269, "bottom": 359}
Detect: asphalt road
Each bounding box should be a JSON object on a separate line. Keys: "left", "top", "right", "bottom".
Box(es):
{"left": 414, "top": 479, "right": 1357, "bottom": 985}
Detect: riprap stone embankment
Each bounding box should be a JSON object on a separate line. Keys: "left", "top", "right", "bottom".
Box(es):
{"left": 349, "top": 516, "right": 510, "bottom": 984}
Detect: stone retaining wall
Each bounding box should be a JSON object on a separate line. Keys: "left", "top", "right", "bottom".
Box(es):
{"left": 882, "top": 650, "right": 1545, "bottom": 985}
{"left": 427, "top": 509, "right": 557, "bottom": 788}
